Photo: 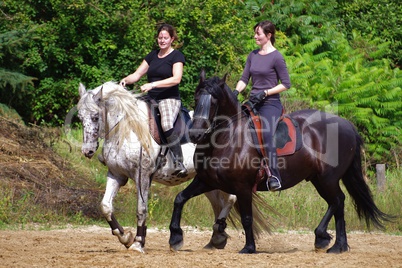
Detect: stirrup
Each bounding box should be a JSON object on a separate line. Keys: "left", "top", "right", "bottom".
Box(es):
{"left": 172, "top": 161, "right": 188, "bottom": 178}
{"left": 267, "top": 175, "right": 282, "bottom": 191}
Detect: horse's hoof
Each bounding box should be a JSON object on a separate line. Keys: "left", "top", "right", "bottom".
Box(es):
{"left": 128, "top": 242, "right": 145, "bottom": 253}
{"left": 239, "top": 247, "right": 256, "bottom": 254}
{"left": 209, "top": 236, "right": 228, "bottom": 249}
{"left": 203, "top": 242, "right": 214, "bottom": 250}
{"left": 170, "top": 240, "right": 184, "bottom": 252}
{"left": 326, "top": 244, "right": 349, "bottom": 254}
{"left": 314, "top": 247, "right": 327, "bottom": 253}
{"left": 314, "top": 235, "right": 331, "bottom": 250}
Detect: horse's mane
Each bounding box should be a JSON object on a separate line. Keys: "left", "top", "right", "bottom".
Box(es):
{"left": 204, "top": 76, "right": 240, "bottom": 111}
{"left": 82, "top": 81, "right": 153, "bottom": 154}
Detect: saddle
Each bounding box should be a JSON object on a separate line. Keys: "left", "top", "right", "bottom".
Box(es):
{"left": 242, "top": 102, "right": 302, "bottom": 191}
{"left": 138, "top": 95, "right": 191, "bottom": 145}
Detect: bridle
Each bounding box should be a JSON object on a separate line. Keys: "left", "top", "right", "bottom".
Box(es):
{"left": 192, "top": 90, "right": 245, "bottom": 137}
{"left": 193, "top": 92, "right": 218, "bottom": 135}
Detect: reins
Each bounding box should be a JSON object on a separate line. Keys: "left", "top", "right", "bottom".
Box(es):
{"left": 206, "top": 109, "right": 246, "bottom": 134}
{"left": 202, "top": 100, "right": 247, "bottom": 136}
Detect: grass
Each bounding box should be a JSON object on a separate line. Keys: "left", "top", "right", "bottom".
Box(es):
{"left": 258, "top": 171, "right": 402, "bottom": 234}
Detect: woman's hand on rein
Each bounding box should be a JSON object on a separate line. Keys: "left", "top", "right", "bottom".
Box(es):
{"left": 140, "top": 83, "right": 153, "bottom": 92}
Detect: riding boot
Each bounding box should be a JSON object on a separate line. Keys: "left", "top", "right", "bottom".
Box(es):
{"left": 268, "top": 167, "right": 282, "bottom": 191}
{"left": 267, "top": 151, "right": 282, "bottom": 191}
{"left": 164, "top": 129, "right": 187, "bottom": 177}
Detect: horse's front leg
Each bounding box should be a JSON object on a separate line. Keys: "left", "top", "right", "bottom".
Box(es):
{"left": 100, "top": 173, "right": 135, "bottom": 249}
{"left": 169, "top": 176, "right": 212, "bottom": 251}
{"left": 127, "top": 172, "right": 151, "bottom": 253}
{"left": 236, "top": 191, "right": 256, "bottom": 254}
{"left": 203, "top": 191, "right": 237, "bottom": 249}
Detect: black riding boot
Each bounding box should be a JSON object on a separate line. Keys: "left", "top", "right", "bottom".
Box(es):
{"left": 165, "top": 129, "right": 187, "bottom": 177}
{"left": 268, "top": 168, "right": 282, "bottom": 191}
{"left": 266, "top": 151, "right": 282, "bottom": 191}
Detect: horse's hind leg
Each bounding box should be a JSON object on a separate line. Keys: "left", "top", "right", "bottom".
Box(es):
{"left": 326, "top": 193, "right": 349, "bottom": 253}
{"left": 100, "top": 173, "right": 136, "bottom": 249}
{"left": 312, "top": 180, "right": 348, "bottom": 253}
{"left": 203, "top": 191, "right": 237, "bottom": 249}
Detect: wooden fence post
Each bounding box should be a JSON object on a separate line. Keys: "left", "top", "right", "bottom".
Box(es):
{"left": 376, "top": 164, "right": 386, "bottom": 191}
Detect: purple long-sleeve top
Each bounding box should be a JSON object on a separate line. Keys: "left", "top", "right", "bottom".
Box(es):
{"left": 240, "top": 49, "right": 291, "bottom": 99}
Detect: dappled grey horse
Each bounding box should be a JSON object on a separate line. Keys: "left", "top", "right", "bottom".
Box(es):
{"left": 76, "top": 81, "right": 238, "bottom": 253}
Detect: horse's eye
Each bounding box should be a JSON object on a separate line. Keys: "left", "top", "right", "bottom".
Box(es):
{"left": 92, "top": 114, "right": 99, "bottom": 122}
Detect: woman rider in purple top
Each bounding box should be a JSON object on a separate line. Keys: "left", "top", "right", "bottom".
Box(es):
{"left": 234, "top": 20, "right": 291, "bottom": 191}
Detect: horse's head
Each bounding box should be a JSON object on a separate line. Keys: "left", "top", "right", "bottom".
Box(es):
{"left": 78, "top": 81, "right": 153, "bottom": 158}
{"left": 77, "top": 83, "right": 103, "bottom": 158}
{"left": 189, "top": 70, "right": 236, "bottom": 143}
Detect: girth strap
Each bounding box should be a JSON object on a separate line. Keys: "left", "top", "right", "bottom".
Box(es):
{"left": 242, "top": 102, "right": 273, "bottom": 192}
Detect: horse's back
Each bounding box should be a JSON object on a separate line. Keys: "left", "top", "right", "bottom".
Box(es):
{"left": 288, "top": 109, "right": 359, "bottom": 176}
{"left": 289, "top": 109, "right": 358, "bottom": 138}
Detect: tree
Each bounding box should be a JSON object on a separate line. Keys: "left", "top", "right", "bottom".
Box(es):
{"left": 0, "top": 26, "right": 37, "bottom": 121}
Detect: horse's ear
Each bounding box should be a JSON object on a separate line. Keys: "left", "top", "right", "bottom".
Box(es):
{"left": 93, "top": 86, "right": 103, "bottom": 105}
{"left": 79, "top": 83, "right": 86, "bottom": 97}
{"left": 222, "top": 73, "right": 228, "bottom": 82}
{"left": 218, "top": 73, "right": 228, "bottom": 87}
{"left": 199, "top": 69, "right": 206, "bottom": 83}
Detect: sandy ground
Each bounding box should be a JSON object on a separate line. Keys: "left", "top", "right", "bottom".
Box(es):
{"left": 0, "top": 226, "right": 401, "bottom": 268}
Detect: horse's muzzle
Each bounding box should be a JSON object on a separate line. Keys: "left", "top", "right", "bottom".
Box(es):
{"left": 82, "top": 142, "right": 99, "bottom": 158}
{"left": 188, "top": 129, "right": 205, "bottom": 144}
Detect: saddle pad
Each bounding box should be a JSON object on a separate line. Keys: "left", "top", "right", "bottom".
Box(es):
{"left": 274, "top": 116, "right": 302, "bottom": 156}
{"left": 242, "top": 103, "right": 301, "bottom": 157}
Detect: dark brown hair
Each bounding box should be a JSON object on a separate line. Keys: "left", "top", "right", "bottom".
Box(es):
{"left": 253, "top": 20, "right": 276, "bottom": 45}
{"left": 156, "top": 23, "right": 182, "bottom": 48}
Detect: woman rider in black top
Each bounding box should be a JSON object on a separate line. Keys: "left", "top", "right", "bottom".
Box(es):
{"left": 120, "top": 24, "right": 187, "bottom": 177}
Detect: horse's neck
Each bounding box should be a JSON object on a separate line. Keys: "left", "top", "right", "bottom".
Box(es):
{"left": 221, "top": 92, "right": 241, "bottom": 116}
{"left": 103, "top": 98, "right": 149, "bottom": 141}
{"left": 216, "top": 101, "right": 242, "bottom": 124}
{"left": 103, "top": 110, "right": 124, "bottom": 141}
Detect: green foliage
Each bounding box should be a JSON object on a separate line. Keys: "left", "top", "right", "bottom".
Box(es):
{"left": 284, "top": 29, "right": 402, "bottom": 166}
{"left": 0, "top": 26, "right": 38, "bottom": 122}
{"left": 338, "top": 0, "right": 402, "bottom": 67}
{"left": 31, "top": 77, "right": 82, "bottom": 125}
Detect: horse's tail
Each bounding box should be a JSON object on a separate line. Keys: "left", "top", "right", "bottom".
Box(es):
{"left": 230, "top": 193, "right": 278, "bottom": 238}
{"left": 341, "top": 130, "right": 393, "bottom": 230}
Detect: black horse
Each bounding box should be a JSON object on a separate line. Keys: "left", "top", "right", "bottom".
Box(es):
{"left": 169, "top": 71, "right": 391, "bottom": 254}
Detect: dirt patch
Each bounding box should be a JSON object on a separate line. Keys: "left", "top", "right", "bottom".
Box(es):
{"left": 0, "top": 116, "right": 102, "bottom": 219}
{"left": 0, "top": 226, "right": 401, "bottom": 267}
